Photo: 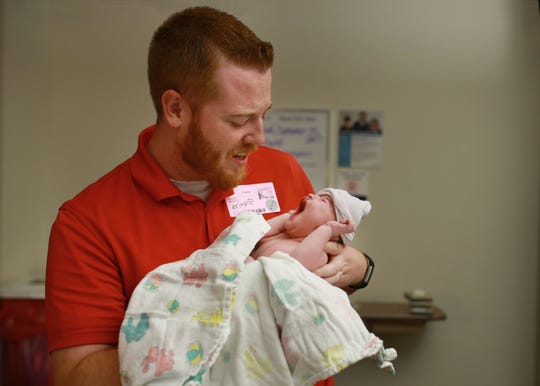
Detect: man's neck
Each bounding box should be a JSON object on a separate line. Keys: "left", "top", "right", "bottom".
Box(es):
{"left": 146, "top": 123, "right": 197, "bottom": 181}
{"left": 170, "top": 179, "right": 212, "bottom": 201}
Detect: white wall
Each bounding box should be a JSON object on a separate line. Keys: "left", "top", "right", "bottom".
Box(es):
{"left": 1, "top": 1, "right": 539, "bottom": 385}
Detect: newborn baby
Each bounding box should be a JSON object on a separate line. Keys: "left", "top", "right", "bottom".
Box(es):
{"left": 251, "top": 188, "right": 372, "bottom": 271}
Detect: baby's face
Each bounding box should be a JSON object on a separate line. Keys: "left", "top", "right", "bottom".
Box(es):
{"left": 284, "top": 194, "right": 336, "bottom": 238}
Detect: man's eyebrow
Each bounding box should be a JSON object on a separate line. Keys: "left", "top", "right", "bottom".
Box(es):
{"left": 226, "top": 104, "right": 273, "bottom": 119}
{"left": 227, "top": 113, "right": 252, "bottom": 118}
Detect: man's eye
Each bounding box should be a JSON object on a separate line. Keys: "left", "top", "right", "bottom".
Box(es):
{"left": 230, "top": 120, "right": 247, "bottom": 127}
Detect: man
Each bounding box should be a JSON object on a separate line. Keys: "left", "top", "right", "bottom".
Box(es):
{"left": 353, "top": 111, "right": 370, "bottom": 132}
{"left": 339, "top": 115, "right": 353, "bottom": 133}
{"left": 46, "top": 7, "right": 371, "bottom": 385}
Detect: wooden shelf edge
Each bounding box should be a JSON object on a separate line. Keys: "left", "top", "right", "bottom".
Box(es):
{"left": 352, "top": 301, "right": 447, "bottom": 334}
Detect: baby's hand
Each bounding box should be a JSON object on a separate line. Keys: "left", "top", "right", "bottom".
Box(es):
{"left": 326, "top": 219, "right": 356, "bottom": 237}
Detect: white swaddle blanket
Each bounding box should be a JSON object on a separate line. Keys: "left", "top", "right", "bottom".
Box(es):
{"left": 119, "top": 211, "right": 396, "bottom": 386}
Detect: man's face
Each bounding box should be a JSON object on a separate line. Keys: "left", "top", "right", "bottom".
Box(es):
{"left": 181, "top": 59, "right": 272, "bottom": 190}
{"left": 359, "top": 112, "right": 367, "bottom": 122}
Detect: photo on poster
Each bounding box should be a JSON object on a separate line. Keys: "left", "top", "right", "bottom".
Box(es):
{"left": 338, "top": 110, "right": 384, "bottom": 169}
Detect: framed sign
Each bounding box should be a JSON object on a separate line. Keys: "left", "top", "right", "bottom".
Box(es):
{"left": 264, "top": 109, "right": 329, "bottom": 191}
{"left": 338, "top": 110, "right": 384, "bottom": 169}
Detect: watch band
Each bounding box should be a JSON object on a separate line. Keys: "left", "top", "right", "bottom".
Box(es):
{"left": 349, "top": 252, "right": 375, "bottom": 289}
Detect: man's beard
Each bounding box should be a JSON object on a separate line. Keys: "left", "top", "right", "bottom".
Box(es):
{"left": 181, "top": 120, "right": 256, "bottom": 190}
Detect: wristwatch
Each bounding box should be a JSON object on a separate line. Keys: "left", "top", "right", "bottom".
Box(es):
{"left": 349, "top": 252, "right": 375, "bottom": 289}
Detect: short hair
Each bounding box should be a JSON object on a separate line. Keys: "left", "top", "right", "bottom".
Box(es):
{"left": 148, "top": 6, "right": 274, "bottom": 117}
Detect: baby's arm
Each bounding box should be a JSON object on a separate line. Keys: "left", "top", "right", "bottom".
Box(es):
{"left": 262, "top": 211, "right": 293, "bottom": 238}
{"left": 290, "top": 220, "right": 356, "bottom": 271}
{"left": 246, "top": 212, "right": 293, "bottom": 263}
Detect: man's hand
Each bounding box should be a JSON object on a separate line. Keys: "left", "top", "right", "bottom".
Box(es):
{"left": 51, "top": 344, "right": 121, "bottom": 386}
{"left": 313, "top": 242, "right": 368, "bottom": 293}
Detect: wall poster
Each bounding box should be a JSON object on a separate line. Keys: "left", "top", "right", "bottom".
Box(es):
{"left": 336, "top": 110, "right": 385, "bottom": 199}
{"left": 264, "top": 109, "right": 329, "bottom": 191}
{"left": 337, "top": 110, "right": 384, "bottom": 169}
{"left": 335, "top": 169, "right": 369, "bottom": 200}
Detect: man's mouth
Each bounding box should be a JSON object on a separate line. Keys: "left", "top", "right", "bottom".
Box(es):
{"left": 233, "top": 152, "right": 248, "bottom": 160}
{"left": 231, "top": 145, "right": 257, "bottom": 161}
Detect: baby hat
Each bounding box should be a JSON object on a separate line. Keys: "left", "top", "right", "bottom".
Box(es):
{"left": 317, "top": 188, "right": 372, "bottom": 245}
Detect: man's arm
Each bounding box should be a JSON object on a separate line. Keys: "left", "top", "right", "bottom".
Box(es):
{"left": 51, "top": 345, "right": 121, "bottom": 386}
{"left": 312, "top": 243, "right": 369, "bottom": 294}
{"left": 47, "top": 209, "right": 127, "bottom": 386}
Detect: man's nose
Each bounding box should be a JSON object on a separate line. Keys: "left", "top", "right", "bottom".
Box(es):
{"left": 245, "top": 117, "right": 265, "bottom": 145}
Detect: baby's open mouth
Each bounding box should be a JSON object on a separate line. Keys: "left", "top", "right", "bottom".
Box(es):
{"left": 294, "top": 196, "right": 308, "bottom": 215}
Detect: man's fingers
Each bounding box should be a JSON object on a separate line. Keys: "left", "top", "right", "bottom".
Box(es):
{"left": 313, "top": 252, "right": 344, "bottom": 279}
{"left": 313, "top": 262, "right": 335, "bottom": 278}
{"left": 323, "top": 241, "right": 344, "bottom": 256}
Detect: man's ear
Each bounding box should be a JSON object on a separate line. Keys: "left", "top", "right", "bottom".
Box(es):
{"left": 160, "top": 89, "right": 191, "bottom": 128}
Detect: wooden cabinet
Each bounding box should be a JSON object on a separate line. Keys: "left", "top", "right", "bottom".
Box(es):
{"left": 0, "top": 293, "right": 50, "bottom": 386}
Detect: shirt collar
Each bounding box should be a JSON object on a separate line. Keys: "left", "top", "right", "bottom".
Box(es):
{"left": 130, "top": 125, "right": 187, "bottom": 201}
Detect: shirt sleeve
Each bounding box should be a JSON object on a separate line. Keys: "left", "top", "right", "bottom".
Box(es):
{"left": 45, "top": 206, "right": 126, "bottom": 352}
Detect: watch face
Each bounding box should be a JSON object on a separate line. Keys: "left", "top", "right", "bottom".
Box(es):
{"left": 350, "top": 253, "right": 374, "bottom": 289}
{"left": 364, "top": 265, "right": 374, "bottom": 283}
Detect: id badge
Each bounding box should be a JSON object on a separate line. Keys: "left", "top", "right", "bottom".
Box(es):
{"left": 225, "top": 182, "right": 281, "bottom": 217}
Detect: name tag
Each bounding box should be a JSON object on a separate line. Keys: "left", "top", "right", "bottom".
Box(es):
{"left": 226, "top": 182, "right": 281, "bottom": 217}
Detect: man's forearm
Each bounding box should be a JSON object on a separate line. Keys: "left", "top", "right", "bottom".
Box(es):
{"left": 53, "top": 346, "right": 121, "bottom": 386}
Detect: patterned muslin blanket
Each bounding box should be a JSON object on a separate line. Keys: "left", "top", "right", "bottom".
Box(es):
{"left": 119, "top": 211, "right": 396, "bottom": 385}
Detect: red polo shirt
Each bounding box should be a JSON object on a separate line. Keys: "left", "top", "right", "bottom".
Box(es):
{"left": 46, "top": 125, "right": 332, "bottom": 385}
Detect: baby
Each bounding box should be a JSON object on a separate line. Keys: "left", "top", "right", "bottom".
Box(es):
{"left": 119, "top": 190, "right": 397, "bottom": 386}
{"left": 251, "top": 188, "right": 372, "bottom": 271}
